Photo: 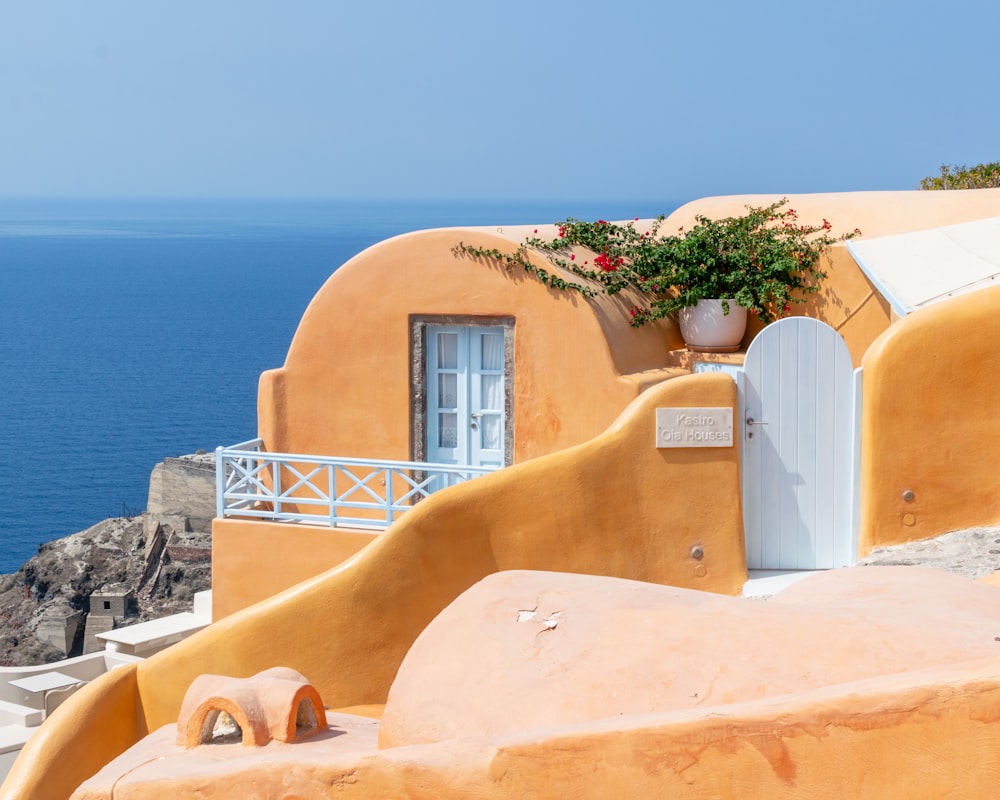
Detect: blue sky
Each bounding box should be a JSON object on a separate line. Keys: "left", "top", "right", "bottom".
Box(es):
{"left": 1, "top": 0, "right": 997, "bottom": 204}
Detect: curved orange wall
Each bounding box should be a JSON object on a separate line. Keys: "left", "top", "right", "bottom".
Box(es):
{"left": 0, "top": 664, "right": 144, "bottom": 800}
{"left": 259, "top": 189, "right": 1000, "bottom": 467}
{"left": 670, "top": 190, "right": 1000, "bottom": 553}
{"left": 67, "top": 571, "right": 1000, "bottom": 799}
{"left": 11, "top": 189, "right": 1000, "bottom": 799}
{"left": 258, "top": 228, "right": 677, "bottom": 465}
{"left": 860, "top": 285, "right": 1000, "bottom": 551}
{"left": 664, "top": 189, "right": 1000, "bottom": 365}
{"left": 454, "top": 663, "right": 1000, "bottom": 799}
{"left": 2, "top": 372, "right": 745, "bottom": 800}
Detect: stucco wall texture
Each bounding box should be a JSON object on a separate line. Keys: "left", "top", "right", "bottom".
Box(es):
{"left": 860, "top": 283, "right": 1000, "bottom": 549}
{"left": 257, "top": 227, "right": 680, "bottom": 467}
{"left": 65, "top": 568, "right": 1000, "bottom": 799}
{"left": 244, "top": 188, "right": 1000, "bottom": 605}
{"left": 661, "top": 188, "right": 1000, "bottom": 364}
{"left": 3, "top": 372, "right": 744, "bottom": 800}
{"left": 260, "top": 188, "right": 1000, "bottom": 469}
{"left": 6, "top": 188, "right": 1000, "bottom": 799}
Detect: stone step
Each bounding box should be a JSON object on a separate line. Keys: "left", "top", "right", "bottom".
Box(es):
{"left": 0, "top": 699, "right": 43, "bottom": 728}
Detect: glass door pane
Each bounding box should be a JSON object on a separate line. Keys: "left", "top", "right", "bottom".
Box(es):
{"left": 427, "top": 327, "right": 467, "bottom": 466}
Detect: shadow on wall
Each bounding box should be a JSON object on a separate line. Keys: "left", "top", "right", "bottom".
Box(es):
{"left": 1, "top": 371, "right": 747, "bottom": 800}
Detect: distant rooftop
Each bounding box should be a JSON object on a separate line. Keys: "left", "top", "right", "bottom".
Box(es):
{"left": 848, "top": 216, "right": 1000, "bottom": 316}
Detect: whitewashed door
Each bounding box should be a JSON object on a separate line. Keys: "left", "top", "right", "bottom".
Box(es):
{"left": 426, "top": 326, "right": 506, "bottom": 468}
{"left": 741, "top": 317, "right": 856, "bottom": 569}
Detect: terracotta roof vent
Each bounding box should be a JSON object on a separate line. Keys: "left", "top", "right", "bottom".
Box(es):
{"left": 176, "top": 667, "right": 327, "bottom": 748}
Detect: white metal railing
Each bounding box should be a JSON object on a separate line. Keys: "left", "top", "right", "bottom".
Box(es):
{"left": 216, "top": 439, "right": 496, "bottom": 529}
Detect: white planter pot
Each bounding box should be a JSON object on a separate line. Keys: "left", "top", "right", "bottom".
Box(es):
{"left": 678, "top": 299, "right": 748, "bottom": 352}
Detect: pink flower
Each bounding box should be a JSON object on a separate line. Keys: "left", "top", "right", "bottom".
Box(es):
{"left": 533, "top": 228, "right": 538, "bottom": 234}
{"left": 594, "top": 252, "right": 617, "bottom": 272}
{"left": 570, "top": 254, "right": 575, "bottom": 261}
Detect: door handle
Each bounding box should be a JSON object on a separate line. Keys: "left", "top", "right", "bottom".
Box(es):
{"left": 745, "top": 417, "right": 767, "bottom": 440}
{"left": 470, "top": 412, "right": 484, "bottom": 419}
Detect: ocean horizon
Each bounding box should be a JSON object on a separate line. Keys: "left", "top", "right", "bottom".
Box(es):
{"left": 0, "top": 197, "right": 682, "bottom": 575}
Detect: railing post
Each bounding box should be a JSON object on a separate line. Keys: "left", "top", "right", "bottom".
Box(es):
{"left": 215, "top": 446, "right": 225, "bottom": 519}
{"left": 385, "top": 468, "right": 394, "bottom": 525}
{"left": 273, "top": 460, "right": 281, "bottom": 516}
{"left": 329, "top": 465, "right": 336, "bottom": 526}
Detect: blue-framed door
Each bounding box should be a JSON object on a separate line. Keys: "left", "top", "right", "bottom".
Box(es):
{"left": 426, "top": 326, "right": 506, "bottom": 468}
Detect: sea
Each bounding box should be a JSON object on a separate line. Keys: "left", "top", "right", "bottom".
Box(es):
{"left": 0, "top": 196, "right": 682, "bottom": 575}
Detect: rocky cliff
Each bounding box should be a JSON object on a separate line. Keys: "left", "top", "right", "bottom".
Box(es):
{"left": 0, "top": 454, "right": 215, "bottom": 666}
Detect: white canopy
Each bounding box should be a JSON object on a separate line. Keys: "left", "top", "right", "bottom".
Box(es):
{"left": 847, "top": 216, "right": 1000, "bottom": 316}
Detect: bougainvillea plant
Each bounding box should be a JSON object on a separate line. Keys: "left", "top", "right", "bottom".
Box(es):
{"left": 457, "top": 199, "right": 860, "bottom": 326}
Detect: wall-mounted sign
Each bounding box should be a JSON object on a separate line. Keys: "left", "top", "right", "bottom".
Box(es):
{"left": 656, "top": 407, "right": 733, "bottom": 448}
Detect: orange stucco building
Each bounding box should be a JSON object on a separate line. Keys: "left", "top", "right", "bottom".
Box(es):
{"left": 4, "top": 188, "right": 1000, "bottom": 799}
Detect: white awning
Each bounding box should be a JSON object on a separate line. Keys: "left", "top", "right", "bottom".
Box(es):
{"left": 847, "top": 216, "right": 1000, "bottom": 316}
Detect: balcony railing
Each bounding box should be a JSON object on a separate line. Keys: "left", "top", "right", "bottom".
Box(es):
{"left": 216, "top": 439, "right": 496, "bottom": 529}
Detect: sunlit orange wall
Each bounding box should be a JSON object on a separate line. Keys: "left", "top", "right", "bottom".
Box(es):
{"left": 2, "top": 372, "right": 745, "bottom": 800}
{"left": 259, "top": 190, "right": 1000, "bottom": 470}
{"left": 257, "top": 228, "right": 678, "bottom": 466}
{"left": 220, "top": 372, "right": 745, "bottom": 620}
{"left": 860, "top": 285, "right": 1000, "bottom": 551}
{"left": 0, "top": 661, "right": 144, "bottom": 800}
{"left": 211, "top": 522, "right": 377, "bottom": 619}
{"left": 427, "top": 666, "right": 1000, "bottom": 800}
{"left": 669, "top": 190, "right": 1000, "bottom": 553}
{"left": 10, "top": 190, "right": 1000, "bottom": 800}
{"left": 663, "top": 188, "right": 1000, "bottom": 365}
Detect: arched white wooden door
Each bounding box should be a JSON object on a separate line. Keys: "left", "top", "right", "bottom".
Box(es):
{"left": 740, "top": 317, "right": 857, "bottom": 569}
